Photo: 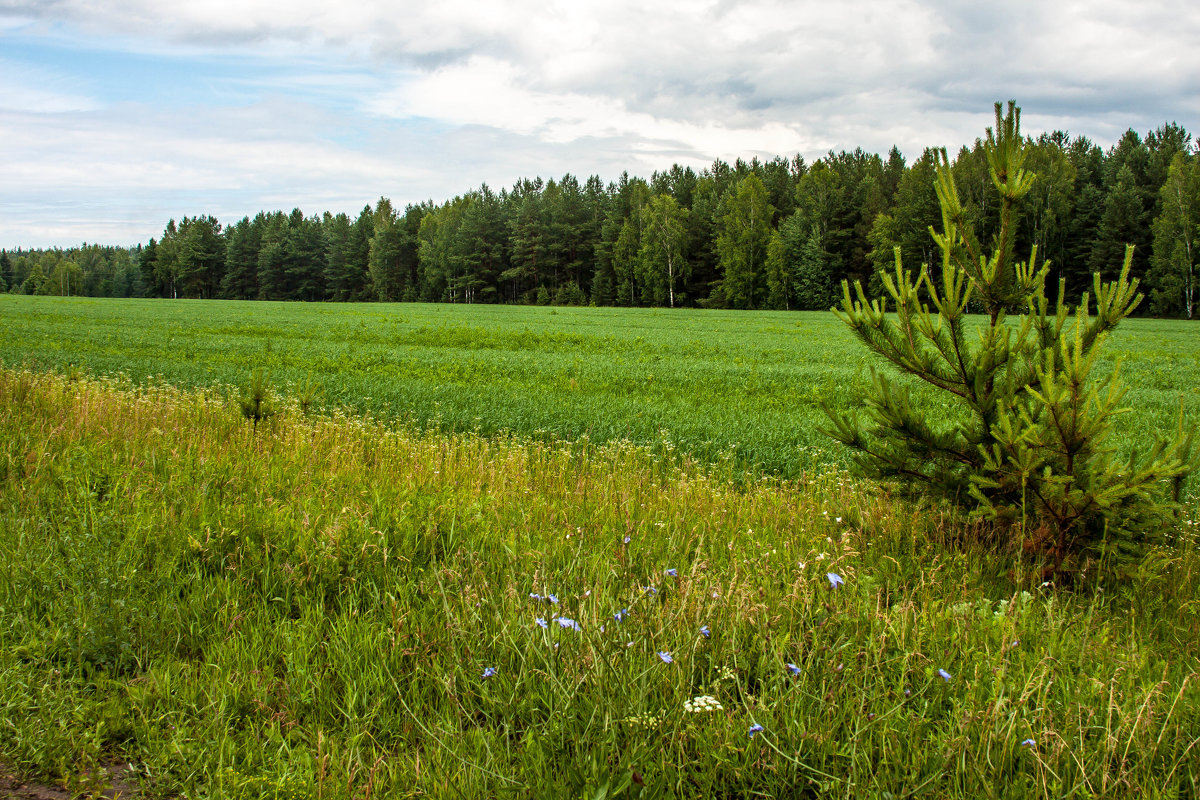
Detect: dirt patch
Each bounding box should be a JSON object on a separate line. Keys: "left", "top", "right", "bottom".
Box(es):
{"left": 0, "top": 763, "right": 140, "bottom": 799}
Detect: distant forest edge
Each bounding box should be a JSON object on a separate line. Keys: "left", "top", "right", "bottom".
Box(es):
{"left": 3, "top": 119, "right": 1198, "bottom": 317}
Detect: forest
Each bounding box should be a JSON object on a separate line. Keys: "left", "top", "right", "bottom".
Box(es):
{"left": 3, "top": 122, "right": 1197, "bottom": 317}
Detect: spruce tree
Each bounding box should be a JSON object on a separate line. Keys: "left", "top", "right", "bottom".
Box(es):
{"left": 222, "top": 217, "right": 262, "bottom": 300}
{"left": 1088, "top": 165, "right": 1144, "bottom": 283}
{"left": 824, "top": 102, "right": 1196, "bottom": 574}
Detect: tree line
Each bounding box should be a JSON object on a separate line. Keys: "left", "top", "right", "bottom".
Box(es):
{"left": 3, "top": 121, "right": 1197, "bottom": 317}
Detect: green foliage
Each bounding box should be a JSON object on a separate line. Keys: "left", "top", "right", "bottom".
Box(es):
{"left": 20, "top": 261, "right": 48, "bottom": 295}
{"left": 637, "top": 193, "right": 689, "bottom": 307}
{"left": 769, "top": 210, "right": 840, "bottom": 311}
{"left": 716, "top": 174, "right": 774, "bottom": 309}
{"left": 1149, "top": 151, "right": 1199, "bottom": 318}
{"left": 1018, "top": 134, "right": 1077, "bottom": 281}
{"left": 368, "top": 197, "right": 404, "bottom": 301}
{"left": 177, "top": 215, "right": 225, "bottom": 299}
{"left": 222, "top": 216, "right": 263, "bottom": 300}
{"left": 867, "top": 148, "right": 941, "bottom": 288}
{"left": 1089, "top": 164, "right": 1145, "bottom": 283}
{"left": 554, "top": 281, "right": 587, "bottom": 306}
{"left": 824, "top": 102, "right": 1198, "bottom": 572}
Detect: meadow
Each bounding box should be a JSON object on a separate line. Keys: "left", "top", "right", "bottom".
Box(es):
{"left": 1, "top": 296, "right": 1199, "bottom": 798}
{"left": 2, "top": 294, "right": 1198, "bottom": 478}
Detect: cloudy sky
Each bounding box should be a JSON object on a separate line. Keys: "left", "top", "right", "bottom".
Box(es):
{"left": 2, "top": 0, "right": 1197, "bottom": 248}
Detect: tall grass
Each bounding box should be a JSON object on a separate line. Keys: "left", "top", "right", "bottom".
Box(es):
{"left": 1, "top": 367, "right": 1197, "bottom": 798}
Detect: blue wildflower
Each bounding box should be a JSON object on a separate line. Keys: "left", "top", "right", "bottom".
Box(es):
{"left": 644, "top": 586, "right": 657, "bottom": 595}
{"left": 535, "top": 617, "right": 548, "bottom": 629}
{"left": 623, "top": 536, "right": 631, "bottom": 544}
{"left": 555, "top": 617, "right": 581, "bottom": 631}
{"left": 937, "top": 669, "right": 952, "bottom": 682}
{"left": 529, "top": 592, "right": 541, "bottom": 601}
{"left": 547, "top": 594, "right": 559, "bottom": 605}
{"left": 749, "top": 723, "right": 764, "bottom": 736}
{"left": 482, "top": 667, "right": 497, "bottom": 679}
{"left": 657, "top": 651, "right": 673, "bottom": 664}
{"left": 1021, "top": 738, "right": 1036, "bottom": 747}
{"left": 699, "top": 625, "right": 710, "bottom": 638}
{"left": 614, "top": 609, "right": 628, "bottom": 622}
{"left": 786, "top": 663, "right": 801, "bottom": 677}
{"left": 665, "top": 568, "right": 678, "bottom": 577}
{"left": 826, "top": 572, "right": 845, "bottom": 589}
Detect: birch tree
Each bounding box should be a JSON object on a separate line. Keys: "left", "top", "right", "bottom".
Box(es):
{"left": 1149, "top": 152, "right": 1199, "bottom": 318}
{"left": 638, "top": 193, "right": 689, "bottom": 307}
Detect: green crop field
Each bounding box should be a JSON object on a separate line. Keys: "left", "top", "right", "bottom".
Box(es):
{"left": 2, "top": 294, "right": 1197, "bottom": 479}
{"left": 1, "top": 296, "right": 1199, "bottom": 798}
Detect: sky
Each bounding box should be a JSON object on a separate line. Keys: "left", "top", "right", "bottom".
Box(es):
{"left": 1, "top": 0, "right": 1198, "bottom": 248}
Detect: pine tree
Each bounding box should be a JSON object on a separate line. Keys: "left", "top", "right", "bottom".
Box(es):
{"left": 256, "top": 213, "right": 288, "bottom": 300}
{"left": 1062, "top": 137, "right": 1106, "bottom": 299}
{"left": 368, "top": 198, "right": 404, "bottom": 301}
{"left": 285, "top": 210, "right": 326, "bottom": 302}
{"left": 455, "top": 185, "right": 506, "bottom": 303}
{"left": 222, "top": 217, "right": 261, "bottom": 300}
{"left": 138, "top": 239, "right": 159, "bottom": 297}
{"left": 177, "top": 215, "right": 225, "bottom": 299}
{"left": 506, "top": 192, "right": 547, "bottom": 302}
{"left": 348, "top": 206, "right": 375, "bottom": 301}
{"left": 823, "top": 102, "right": 1196, "bottom": 574}
{"left": 867, "top": 149, "right": 941, "bottom": 285}
{"left": 321, "top": 212, "right": 354, "bottom": 302}
{"left": 791, "top": 161, "right": 847, "bottom": 306}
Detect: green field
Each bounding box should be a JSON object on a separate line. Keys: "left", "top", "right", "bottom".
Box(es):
{"left": 1, "top": 297, "right": 1199, "bottom": 798}
{"left": 2, "top": 295, "right": 1197, "bottom": 478}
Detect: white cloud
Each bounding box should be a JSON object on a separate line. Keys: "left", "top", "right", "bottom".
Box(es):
{"left": 0, "top": 101, "right": 425, "bottom": 247}
{"left": 1, "top": 0, "right": 1198, "bottom": 246}
{"left": 365, "top": 55, "right": 810, "bottom": 164}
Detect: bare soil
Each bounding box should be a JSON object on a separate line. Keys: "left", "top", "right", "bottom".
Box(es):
{"left": 0, "top": 763, "right": 140, "bottom": 800}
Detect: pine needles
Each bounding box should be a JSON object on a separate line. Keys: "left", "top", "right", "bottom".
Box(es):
{"left": 824, "top": 102, "right": 1197, "bottom": 574}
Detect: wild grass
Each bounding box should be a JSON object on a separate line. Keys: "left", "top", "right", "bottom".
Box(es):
{"left": 1, "top": 367, "right": 1198, "bottom": 798}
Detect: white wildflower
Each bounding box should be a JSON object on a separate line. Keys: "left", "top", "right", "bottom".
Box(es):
{"left": 684, "top": 695, "right": 723, "bottom": 713}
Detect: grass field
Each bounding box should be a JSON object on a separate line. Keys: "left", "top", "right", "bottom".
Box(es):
{"left": 1, "top": 296, "right": 1199, "bottom": 798}
{"left": 2, "top": 295, "right": 1197, "bottom": 478}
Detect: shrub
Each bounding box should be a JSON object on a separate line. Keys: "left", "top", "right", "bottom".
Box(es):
{"left": 823, "top": 101, "right": 1197, "bottom": 574}
{"left": 237, "top": 368, "right": 276, "bottom": 428}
